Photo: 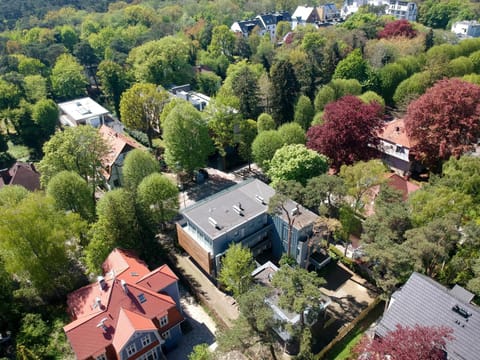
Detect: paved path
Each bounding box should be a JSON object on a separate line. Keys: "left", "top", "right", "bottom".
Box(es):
{"left": 173, "top": 253, "right": 239, "bottom": 328}
{"left": 166, "top": 286, "right": 217, "bottom": 360}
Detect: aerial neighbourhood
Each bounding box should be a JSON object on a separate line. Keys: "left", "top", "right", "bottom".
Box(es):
{"left": 1, "top": 0, "right": 480, "bottom": 359}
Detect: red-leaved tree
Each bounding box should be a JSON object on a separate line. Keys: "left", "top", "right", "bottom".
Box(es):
{"left": 306, "top": 96, "right": 384, "bottom": 171}
{"left": 378, "top": 19, "right": 417, "bottom": 39}
{"left": 404, "top": 78, "right": 480, "bottom": 171}
{"left": 353, "top": 324, "right": 453, "bottom": 360}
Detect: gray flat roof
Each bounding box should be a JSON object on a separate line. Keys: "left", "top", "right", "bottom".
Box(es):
{"left": 181, "top": 179, "right": 318, "bottom": 241}
{"left": 181, "top": 179, "right": 274, "bottom": 240}
{"left": 58, "top": 97, "right": 110, "bottom": 122}
{"left": 377, "top": 272, "right": 480, "bottom": 360}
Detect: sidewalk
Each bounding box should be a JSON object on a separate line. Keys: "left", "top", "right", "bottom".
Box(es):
{"left": 171, "top": 251, "right": 239, "bottom": 328}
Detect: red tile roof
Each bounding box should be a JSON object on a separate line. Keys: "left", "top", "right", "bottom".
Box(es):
{"left": 378, "top": 118, "right": 413, "bottom": 148}
{"left": 64, "top": 250, "right": 183, "bottom": 360}
{"left": 98, "top": 125, "right": 143, "bottom": 180}
{"left": 0, "top": 162, "right": 40, "bottom": 191}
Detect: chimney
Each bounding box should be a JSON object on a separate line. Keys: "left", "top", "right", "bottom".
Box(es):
{"left": 97, "top": 276, "right": 107, "bottom": 291}
{"left": 121, "top": 279, "right": 129, "bottom": 294}
{"left": 96, "top": 317, "right": 109, "bottom": 332}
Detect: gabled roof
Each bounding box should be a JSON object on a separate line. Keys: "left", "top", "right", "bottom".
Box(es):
{"left": 64, "top": 250, "right": 183, "bottom": 360}
{"left": 0, "top": 162, "right": 40, "bottom": 191}
{"left": 385, "top": 173, "right": 420, "bottom": 201}
{"left": 292, "top": 6, "right": 315, "bottom": 21}
{"left": 378, "top": 118, "right": 413, "bottom": 148}
{"left": 377, "top": 272, "right": 480, "bottom": 360}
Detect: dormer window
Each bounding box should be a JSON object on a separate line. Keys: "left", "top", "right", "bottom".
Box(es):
{"left": 96, "top": 354, "right": 107, "bottom": 360}
{"left": 126, "top": 343, "right": 136, "bottom": 356}
{"left": 141, "top": 334, "right": 151, "bottom": 347}
{"left": 159, "top": 315, "right": 168, "bottom": 327}
{"left": 138, "top": 293, "right": 147, "bottom": 303}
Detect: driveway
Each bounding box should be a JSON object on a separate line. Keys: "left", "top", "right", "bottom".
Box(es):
{"left": 166, "top": 285, "right": 217, "bottom": 360}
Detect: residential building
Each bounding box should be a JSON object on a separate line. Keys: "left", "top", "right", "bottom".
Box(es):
{"left": 176, "top": 178, "right": 319, "bottom": 277}
{"left": 0, "top": 162, "right": 40, "bottom": 191}
{"left": 58, "top": 97, "right": 110, "bottom": 128}
{"left": 64, "top": 248, "right": 184, "bottom": 360}
{"left": 291, "top": 4, "right": 341, "bottom": 29}
{"left": 377, "top": 118, "right": 413, "bottom": 175}
{"left": 169, "top": 85, "right": 211, "bottom": 112}
{"left": 452, "top": 20, "right": 480, "bottom": 39}
{"left": 377, "top": 272, "right": 480, "bottom": 360}
{"left": 341, "top": 0, "right": 417, "bottom": 21}
{"left": 231, "top": 11, "right": 291, "bottom": 41}
{"left": 98, "top": 125, "right": 144, "bottom": 189}
{"left": 252, "top": 261, "right": 331, "bottom": 354}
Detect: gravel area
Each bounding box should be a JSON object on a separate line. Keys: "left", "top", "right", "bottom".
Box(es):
{"left": 166, "top": 286, "right": 217, "bottom": 360}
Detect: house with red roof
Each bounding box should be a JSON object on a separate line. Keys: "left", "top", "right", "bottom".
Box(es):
{"left": 0, "top": 162, "right": 40, "bottom": 191}
{"left": 64, "top": 249, "right": 184, "bottom": 360}
{"left": 377, "top": 118, "right": 414, "bottom": 175}
{"left": 98, "top": 126, "right": 144, "bottom": 190}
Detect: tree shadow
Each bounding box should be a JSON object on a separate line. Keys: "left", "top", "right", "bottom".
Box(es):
{"left": 184, "top": 174, "right": 237, "bottom": 203}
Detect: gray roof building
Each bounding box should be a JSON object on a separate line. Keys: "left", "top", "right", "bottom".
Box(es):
{"left": 377, "top": 272, "right": 480, "bottom": 360}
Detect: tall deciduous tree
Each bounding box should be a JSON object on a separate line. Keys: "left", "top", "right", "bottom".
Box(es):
{"left": 251, "top": 130, "right": 283, "bottom": 171}
{"left": 38, "top": 126, "right": 108, "bottom": 193}
{"left": 120, "top": 83, "right": 170, "bottom": 148}
{"left": 163, "top": 102, "right": 214, "bottom": 176}
{"left": 137, "top": 173, "right": 179, "bottom": 229}
{"left": 306, "top": 96, "right": 384, "bottom": 170}
{"left": 46, "top": 171, "right": 95, "bottom": 222}
{"left": 50, "top": 53, "right": 87, "bottom": 100}
{"left": 238, "top": 119, "right": 257, "bottom": 170}
{"left": 333, "top": 49, "right": 370, "bottom": 85}
{"left": 122, "top": 149, "right": 160, "bottom": 192}
{"left": 353, "top": 324, "right": 453, "bottom": 360}
{"left": 404, "top": 78, "right": 480, "bottom": 171}
{"left": 218, "top": 243, "right": 255, "bottom": 297}
{"left": 257, "top": 113, "right": 275, "bottom": 132}
{"left": 304, "top": 174, "right": 346, "bottom": 217}
{"left": 0, "top": 193, "right": 87, "bottom": 299}
{"left": 294, "top": 95, "right": 315, "bottom": 131}
{"left": 378, "top": 19, "right": 417, "bottom": 39}
{"left": 232, "top": 66, "right": 260, "bottom": 120}
{"left": 270, "top": 59, "right": 300, "bottom": 125}
{"left": 277, "top": 122, "right": 305, "bottom": 145}
{"left": 31, "top": 99, "right": 58, "bottom": 146}
{"left": 97, "top": 60, "right": 130, "bottom": 118}
{"left": 267, "top": 144, "right": 328, "bottom": 187}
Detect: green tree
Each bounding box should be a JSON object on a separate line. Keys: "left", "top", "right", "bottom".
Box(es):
{"left": 137, "top": 173, "right": 179, "bottom": 229}
{"left": 277, "top": 122, "right": 305, "bottom": 145}
{"left": 208, "top": 25, "right": 236, "bottom": 59}
{"left": 218, "top": 243, "right": 255, "bottom": 297}
{"left": 333, "top": 49, "right": 370, "bottom": 85}
{"left": 232, "top": 66, "right": 260, "bottom": 119}
{"left": 238, "top": 119, "right": 258, "bottom": 169}
{"left": 188, "top": 344, "right": 212, "bottom": 360}
{"left": 251, "top": 130, "right": 283, "bottom": 171}
{"left": 257, "top": 113, "right": 275, "bottom": 132}
{"left": 120, "top": 83, "right": 169, "bottom": 148}
{"left": 50, "top": 53, "right": 87, "bottom": 100}
{"left": 314, "top": 85, "right": 336, "bottom": 112}
{"left": 97, "top": 60, "right": 130, "bottom": 118}
{"left": 163, "top": 102, "right": 214, "bottom": 176}
{"left": 195, "top": 72, "right": 221, "bottom": 97}
{"left": 0, "top": 185, "right": 29, "bottom": 207}
{"left": 38, "top": 126, "right": 108, "bottom": 194}
{"left": 304, "top": 175, "right": 346, "bottom": 217}
{"left": 16, "top": 313, "right": 50, "bottom": 357}
{"left": 0, "top": 193, "right": 87, "bottom": 299}
{"left": 267, "top": 144, "right": 328, "bottom": 187}
{"left": 46, "top": 171, "right": 95, "bottom": 222}
{"left": 23, "top": 75, "right": 47, "bottom": 102}
{"left": 339, "top": 160, "right": 387, "bottom": 214}
{"left": 270, "top": 59, "right": 300, "bottom": 125}
{"left": 128, "top": 37, "right": 193, "bottom": 86}
{"left": 122, "top": 149, "right": 160, "bottom": 191}
{"left": 31, "top": 99, "right": 58, "bottom": 145}
{"left": 271, "top": 265, "right": 326, "bottom": 327}
{"left": 294, "top": 95, "right": 315, "bottom": 130}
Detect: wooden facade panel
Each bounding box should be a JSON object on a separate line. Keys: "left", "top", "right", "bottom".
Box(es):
{"left": 176, "top": 224, "right": 212, "bottom": 275}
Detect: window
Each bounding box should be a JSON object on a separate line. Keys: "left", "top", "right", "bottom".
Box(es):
{"left": 138, "top": 293, "right": 146, "bottom": 303}
{"left": 96, "top": 355, "right": 107, "bottom": 360}
{"left": 141, "top": 335, "right": 151, "bottom": 347}
{"left": 139, "top": 349, "right": 158, "bottom": 360}
{"left": 126, "top": 343, "right": 136, "bottom": 357}
{"left": 162, "top": 330, "right": 171, "bottom": 339}
{"left": 159, "top": 315, "right": 168, "bottom": 327}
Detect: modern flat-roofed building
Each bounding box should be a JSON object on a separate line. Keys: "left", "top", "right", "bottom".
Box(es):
{"left": 176, "top": 179, "right": 319, "bottom": 277}
{"left": 58, "top": 97, "right": 110, "bottom": 128}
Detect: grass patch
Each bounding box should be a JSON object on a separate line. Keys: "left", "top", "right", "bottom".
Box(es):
{"left": 331, "top": 329, "right": 363, "bottom": 360}
{"left": 7, "top": 141, "right": 31, "bottom": 161}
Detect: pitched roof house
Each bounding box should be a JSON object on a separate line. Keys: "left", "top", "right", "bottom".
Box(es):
{"left": 341, "top": 0, "right": 417, "bottom": 21}
{"left": 231, "top": 11, "right": 290, "bottom": 41}
{"left": 177, "top": 178, "right": 319, "bottom": 277}
{"left": 377, "top": 272, "right": 480, "bottom": 360}
{"left": 291, "top": 4, "right": 341, "bottom": 29}
{"left": 0, "top": 162, "right": 41, "bottom": 191}
{"left": 98, "top": 125, "right": 144, "bottom": 190}
{"left": 64, "top": 249, "right": 184, "bottom": 360}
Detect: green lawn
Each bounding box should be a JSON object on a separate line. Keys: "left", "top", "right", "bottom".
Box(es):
{"left": 332, "top": 329, "right": 364, "bottom": 360}
{"left": 7, "top": 141, "right": 30, "bottom": 161}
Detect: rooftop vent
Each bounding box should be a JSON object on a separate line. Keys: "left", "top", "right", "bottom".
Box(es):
{"left": 452, "top": 304, "right": 472, "bottom": 319}
{"left": 255, "top": 195, "right": 266, "bottom": 205}
{"left": 120, "top": 279, "right": 128, "bottom": 294}
{"left": 97, "top": 276, "right": 107, "bottom": 291}
{"left": 208, "top": 217, "right": 221, "bottom": 230}
{"left": 96, "top": 317, "right": 109, "bottom": 331}
{"left": 93, "top": 297, "right": 101, "bottom": 309}
{"left": 291, "top": 205, "right": 301, "bottom": 216}
{"left": 232, "top": 205, "right": 244, "bottom": 216}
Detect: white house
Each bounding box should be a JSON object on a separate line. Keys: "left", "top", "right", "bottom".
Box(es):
{"left": 341, "top": 0, "right": 417, "bottom": 21}
{"left": 231, "top": 11, "right": 291, "bottom": 41}
{"left": 377, "top": 118, "right": 413, "bottom": 175}
{"left": 452, "top": 20, "right": 480, "bottom": 39}
{"left": 291, "top": 4, "right": 341, "bottom": 29}
{"left": 58, "top": 97, "right": 110, "bottom": 128}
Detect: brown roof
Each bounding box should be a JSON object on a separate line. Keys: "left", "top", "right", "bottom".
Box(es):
{"left": 378, "top": 118, "right": 413, "bottom": 148}
{"left": 64, "top": 249, "right": 183, "bottom": 360}
{"left": 98, "top": 125, "right": 143, "bottom": 179}
{"left": 0, "top": 162, "right": 40, "bottom": 191}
